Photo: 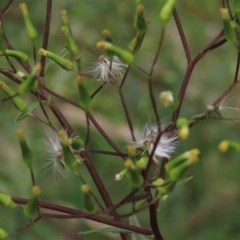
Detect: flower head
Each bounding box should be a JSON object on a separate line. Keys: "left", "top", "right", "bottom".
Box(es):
{"left": 35, "top": 129, "right": 81, "bottom": 183}
{"left": 132, "top": 122, "right": 177, "bottom": 160}
{"left": 89, "top": 55, "right": 127, "bottom": 84}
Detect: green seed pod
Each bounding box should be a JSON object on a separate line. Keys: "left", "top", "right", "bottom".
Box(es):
{"left": 17, "top": 129, "right": 34, "bottom": 168}
{"left": 18, "top": 63, "right": 40, "bottom": 95}
{"left": 102, "top": 29, "right": 112, "bottom": 43}
{"left": 0, "top": 228, "right": 8, "bottom": 240}
{"left": 81, "top": 184, "right": 96, "bottom": 213}
{"left": 60, "top": 136, "right": 79, "bottom": 172}
{"left": 0, "top": 22, "right": 7, "bottom": 53}
{"left": 61, "top": 26, "right": 81, "bottom": 64}
{"left": 220, "top": 8, "right": 237, "bottom": 43}
{"left": 19, "top": 3, "right": 37, "bottom": 42}
{"left": 0, "top": 192, "right": 17, "bottom": 208}
{"left": 76, "top": 75, "right": 91, "bottom": 111}
{"left": 71, "top": 137, "right": 84, "bottom": 150}
{"left": 125, "top": 158, "right": 143, "bottom": 187}
{"left": 4, "top": 49, "right": 29, "bottom": 62}
{"left": 96, "top": 41, "right": 134, "bottom": 64}
{"left": 38, "top": 48, "right": 74, "bottom": 71}
{"left": 0, "top": 81, "right": 27, "bottom": 112}
{"left": 159, "top": 0, "right": 176, "bottom": 25}
{"left": 23, "top": 186, "right": 41, "bottom": 218}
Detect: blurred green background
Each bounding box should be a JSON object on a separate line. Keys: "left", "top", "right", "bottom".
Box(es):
{"left": 0, "top": 0, "right": 240, "bottom": 239}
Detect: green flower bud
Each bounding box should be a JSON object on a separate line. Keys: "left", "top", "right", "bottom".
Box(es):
{"left": 96, "top": 41, "right": 134, "bottom": 64}
{"left": 153, "top": 178, "right": 175, "bottom": 196}
{"left": 0, "top": 22, "right": 7, "bottom": 53}
{"left": 61, "top": 26, "right": 81, "bottom": 64}
{"left": 59, "top": 134, "right": 79, "bottom": 172}
{"left": 18, "top": 63, "right": 40, "bottom": 95}
{"left": 81, "top": 184, "right": 96, "bottom": 213}
{"left": 159, "top": 0, "right": 176, "bottom": 25}
{"left": 160, "top": 91, "right": 174, "bottom": 107}
{"left": 129, "top": 32, "right": 146, "bottom": 54}
{"left": 114, "top": 168, "right": 128, "bottom": 181}
{"left": 218, "top": 140, "right": 240, "bottom": 153}
{"left": 166, "top": 149, "right": 199, "bottom": 181}
{"left": 127, "top": 145, "right": 137, "bottom": 159}
{"left": 76, "top": 75, "right": 91, "bottom": 111}
{"left": 71, "top": 137, "right": 84, "bottom": 150}
{"left": 134, "top": 4, "right": 147, "bottom": 33}
{"left": 220, "top": 8, "right": 237, "bottom": 43}
{"left": 19, "top": 3, "right": 37, "bottom": 42}
{"left": 23, "top": 186, "right": 41, "bottom": 218}
{"left": 38, "top": 48, "right": 74, "bottom": 71}
{"left": 0, "top": 81, "right": 27, "bottom": 112}
{"left": 0, "top": 192, "right": 17, "bottom": 208}
{"left": 125, "top": 158, "right": 143, "bottom": 187}
{"left": 17, "top": 129, "right": 34, "bottom": 168}
{"left": 165, "top": 149, "right": 200, "bottom": 173}
{"left": 177, "top": 118, "right": 189, "bottom": 140}
{"left": 102, "top": 29, "right": 112, "bottom": 43}
{"left": 0, "top": 228, "right": 8, "bottom": 240}
{"left": 233, "top": 0, "right": 240, "bottom": 18}
{"left": 61, "top": 10, "right": 72, "bottom": 35}
{"left": 168, "top": 162, "right": 190, "bottom": 181}
{"left": 136, "top": 157, "right": 148, "bottom": 170}
{"left": 3, "top": 49, "right": 29, "bottom": 62}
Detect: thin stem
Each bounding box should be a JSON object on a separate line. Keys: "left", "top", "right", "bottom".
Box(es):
{"left": 118, "top": 89, "right": 136, "bottom": 141}
{"left": 39, "top": 0, "right": 52, "bottom": 76}
{"left": 0, "top": 0, "right": 13, "bottom": 16}
{"left": 147, "top": 27, "right": 165, "bottom": 131}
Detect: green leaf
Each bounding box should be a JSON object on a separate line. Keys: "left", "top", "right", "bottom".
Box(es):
{"left": 175, "top": 176, "right": 193, "bottom": 188}
{"left": 77, "top": 227, "right": 132, "bottom": 235}
{"left": 15, "top": 101, "right": 39, "bottom": 122}
{"left": 129, "top": 215, "right": 152, "bottom": 240}
{"left": 45, "top": 48, "right": 68, "bottom": 71}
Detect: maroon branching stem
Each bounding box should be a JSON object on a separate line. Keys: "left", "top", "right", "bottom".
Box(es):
{"left": 0, "top": 0, "right": 13, "bottom": 17}
{"left": 144, "top": 185, "right": 164, "bottom": 240}
{"left": 11, "top": 198, "right": 152, "bottom": 236}
{"left": 234, "top": 52, "right": 240, "bottom": 82}
{"left": 221, "top": 0, "right": 226, "bottom": 8}
{"left": 118, "top": 89, "right": 136, "bottom": 141}
{"left": 87, "top": 112, "right": 125, "bottom": 159}
{"left": 172, "top": 37, "right": 227, "bottom": 123}
{"left": 30, "top": 168, "right": 36, "bottom": 186}
{"left": 39, "top": 0, "right": 52, "bottom": 77}
{"left": 109, "top": 188, "right": 140, "bottom": 213}
{"left": 87, "top": 149, "right": 128, "bottom": 157}
{"left": 173, "top": 9, "right": 192, "bottom": 63}
{"left": 119, "top": 65, "right": 131, "bottom": 88}
{"left": 147, "top": 27, "right": 165, "bottom": 131}
{"left": 90, "top": 84, "right": 104, "bottom": 99}
{"left": 85, "top": 112, "right": 90, "bottom": 146}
